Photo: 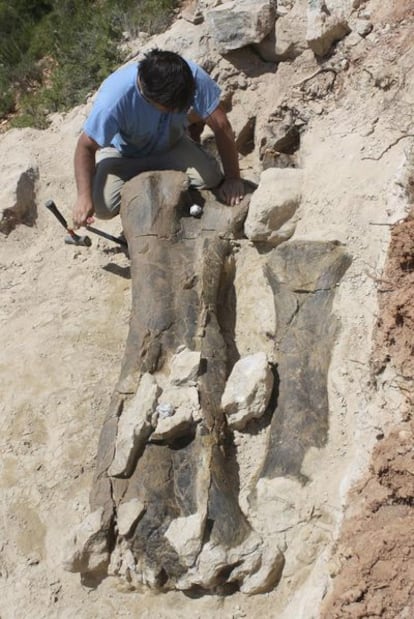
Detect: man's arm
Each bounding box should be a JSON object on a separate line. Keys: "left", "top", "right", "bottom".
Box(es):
{"left": 205, "top": 104, "right": 245, "bottom": 206}
{"left": 73, "top": 132, "right": 100, "bottom": 228}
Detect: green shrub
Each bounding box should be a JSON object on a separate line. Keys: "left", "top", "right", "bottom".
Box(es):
{"left": 3, "top": 0, "right": 179, "bottom": 129}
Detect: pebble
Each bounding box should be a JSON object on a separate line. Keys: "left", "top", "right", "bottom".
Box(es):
{"left": 190, "top": 204, "right": 203, "bottom": 217}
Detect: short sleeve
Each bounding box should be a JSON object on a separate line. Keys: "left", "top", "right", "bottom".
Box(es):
{"left": 83, "top": 106, "right": 120, "bottom": 147}
{"left": 191, "top": 64, "right": 221, "bottom": 119}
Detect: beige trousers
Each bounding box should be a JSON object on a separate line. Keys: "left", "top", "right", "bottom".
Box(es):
{"left": 93, "top": 136, "right": 223, "bottom": 219}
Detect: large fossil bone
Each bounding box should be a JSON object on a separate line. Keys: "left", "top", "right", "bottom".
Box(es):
{"left": 71, "top": 170, "right": 284, "bottom": 594}
{"left": 64, "top": 170, "right": 351, "bottom": 596}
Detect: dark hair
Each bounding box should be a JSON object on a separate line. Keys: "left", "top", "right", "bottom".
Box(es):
{"left": 139, "top": 49, "right": 195, "bottom": 112}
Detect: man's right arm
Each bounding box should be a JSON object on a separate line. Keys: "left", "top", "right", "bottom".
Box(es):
{"left": 73, "top": 132, "right": 100, "bottom": 229}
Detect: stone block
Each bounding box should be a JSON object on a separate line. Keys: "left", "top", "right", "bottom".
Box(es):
{"left": 221, "top": 352, "right": 274, "bottom": 429}
{"left": 244, "top": 167, "right": 303, "bottom": 246}
{"left": 207, "top": 1, "right": 276, "bottom": 54}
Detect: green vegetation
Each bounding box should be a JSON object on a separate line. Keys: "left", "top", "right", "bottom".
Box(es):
{"left": 0, "top": 0, "right": 178, "bottom": 128}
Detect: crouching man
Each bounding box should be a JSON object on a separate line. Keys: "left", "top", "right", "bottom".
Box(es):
{"left": 72, "top": 48, "right": 245, "bottom": 228}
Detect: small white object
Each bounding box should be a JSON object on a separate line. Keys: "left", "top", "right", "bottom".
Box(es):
{"left": 190, "top": 204, "right": 203, "bottom": 217}
{"left": 156, "top": 403, "right": 175, "bottom": 419}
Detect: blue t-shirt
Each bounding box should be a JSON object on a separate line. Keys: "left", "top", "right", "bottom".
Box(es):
{"left": 83, "top": 59, "right": 221, "bottom": 157}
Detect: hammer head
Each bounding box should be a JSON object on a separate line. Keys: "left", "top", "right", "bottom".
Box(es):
{"left": 65, "top": 233, "right": 92, "bottom": 247}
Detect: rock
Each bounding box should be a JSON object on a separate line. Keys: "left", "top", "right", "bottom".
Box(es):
{"left": 235, "top": 116, "right": 256, "bottom": 156}
{"left": 158, "top": 385, "right": 200, "bottom": 417}
{"left": 142, "top": 16, "right": 211, "bottom": 68}
{"left": 207, "top": 1, "right": 276, "bottom": 54}
{"left": 231, "top": 244, "right": 277, "bottom": 359}
{"left": 176, "top": 529, "right": 284, "bottom": 594}
{"left": 240, "top": 545, "right": 285, "bottom": 594}
{"left": 151, "top": 407, "right": 194, "bottom": 441}
{"left": 181, "top": 0, "right": 204, "bottom": 25}
{"left": 306, "top": 0, "right": 351, "bottom": 57}
{"left": 117, "top": 499, "right": 146, "bottom": 536}
{"left": 353, "top": 18, "right": 373, "bottom": 37}
{"left": 165, "top": 512, "right": 205, "bottom": 567}
{"left": 274, "top": 0, "right": 308, "bottom": 61}
{"left": 259, "top": 107, "right": 302, "bottom": 159}
{"left": 63, "top": 508, "right": 109, "bottom": 574}
{"left": 244, "top": 167, "right": 303, "bottom": 246}
{"left": 170, "top": 347, "right": 201, "bottom": 386}
{"left": 221, "top": 352, "right": 274, "bottom": 429}
{"left": 108, "top": 373, "right": 160, "bottom": 478}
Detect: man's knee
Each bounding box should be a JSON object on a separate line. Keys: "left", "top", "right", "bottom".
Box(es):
{"left": 187, "top": 158, "right": 223, "bottom": 190}
{"left": 93, "top": 157, "right": 124, "bottom": 219}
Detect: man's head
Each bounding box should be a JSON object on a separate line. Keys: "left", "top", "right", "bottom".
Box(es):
{"left": 138, "top": 49, "right": 195, "bottom": 113}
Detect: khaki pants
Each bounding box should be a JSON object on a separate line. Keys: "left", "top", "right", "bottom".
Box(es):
{"left": 93, "top": 135, "right": 223, "bottom": 219}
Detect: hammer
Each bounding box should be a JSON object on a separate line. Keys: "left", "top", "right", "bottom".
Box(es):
{"left": 45, "top": 200, "right": 127, "bottom": 247}
{"left": 45, "top": 199, "right": 92, "bottom": 246}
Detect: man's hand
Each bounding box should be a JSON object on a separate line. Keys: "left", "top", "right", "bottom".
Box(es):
{"left": 219, "top": 178, "right": 245, "bottom": 206}
{"left": 73, "top": 197, "right": 95, "bottom": 229}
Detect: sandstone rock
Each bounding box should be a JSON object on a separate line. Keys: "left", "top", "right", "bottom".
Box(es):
{"left": 117, "top": 499, "right": 146, "bottom": 536}
{"left": 221, "top": 352, "right": 274, "bottom": 429}
{"left": 231, "top": 244, "right": 277, "bottom": 359}
{"left": 259, "top": 107, "right": 302, "bottom": 160}
{"left": 353, "top": 18, "right": 373, "bottom": 37}
{"left": 244, "top": 167, "right": 303, "bottom": 246}
{"left": 170, "top": 347, "right": 201, "bottom": 386}
{"left": 151, "top": 407, "right": 194, "bottom": 441}
{"left": 108, "top": 373, "right": 160, "bottom": 478}
{"left": 158, "top": 385, "right": 200, "bottom": 417}
{"left": 235, "top": 116, "right": 256, "bottom": 156}
{"left": 176, "top": 529, "right": 284, "bottom": 594}
{"left": 165, "top": 512, "right": 205, "bottom": 567}
{"left": 275, "top": 0, "right": 308, "bottom": 61}
{"left": 181, "top": 0, "right": 204, "bottom": 25}
{"left": 207, "top": 1, "right": 276, "bottom": 54}
{"left": 306, "top": 0, "right": 351, "bottom": 57}
{"left": 240, "top": 545, "right": 285, "bottom": 594}
{"left": 142, "top": 16, "right": 211, "bottom": 68}
{"left": 63, "top": 508, "right": 109, "bottom": 574}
